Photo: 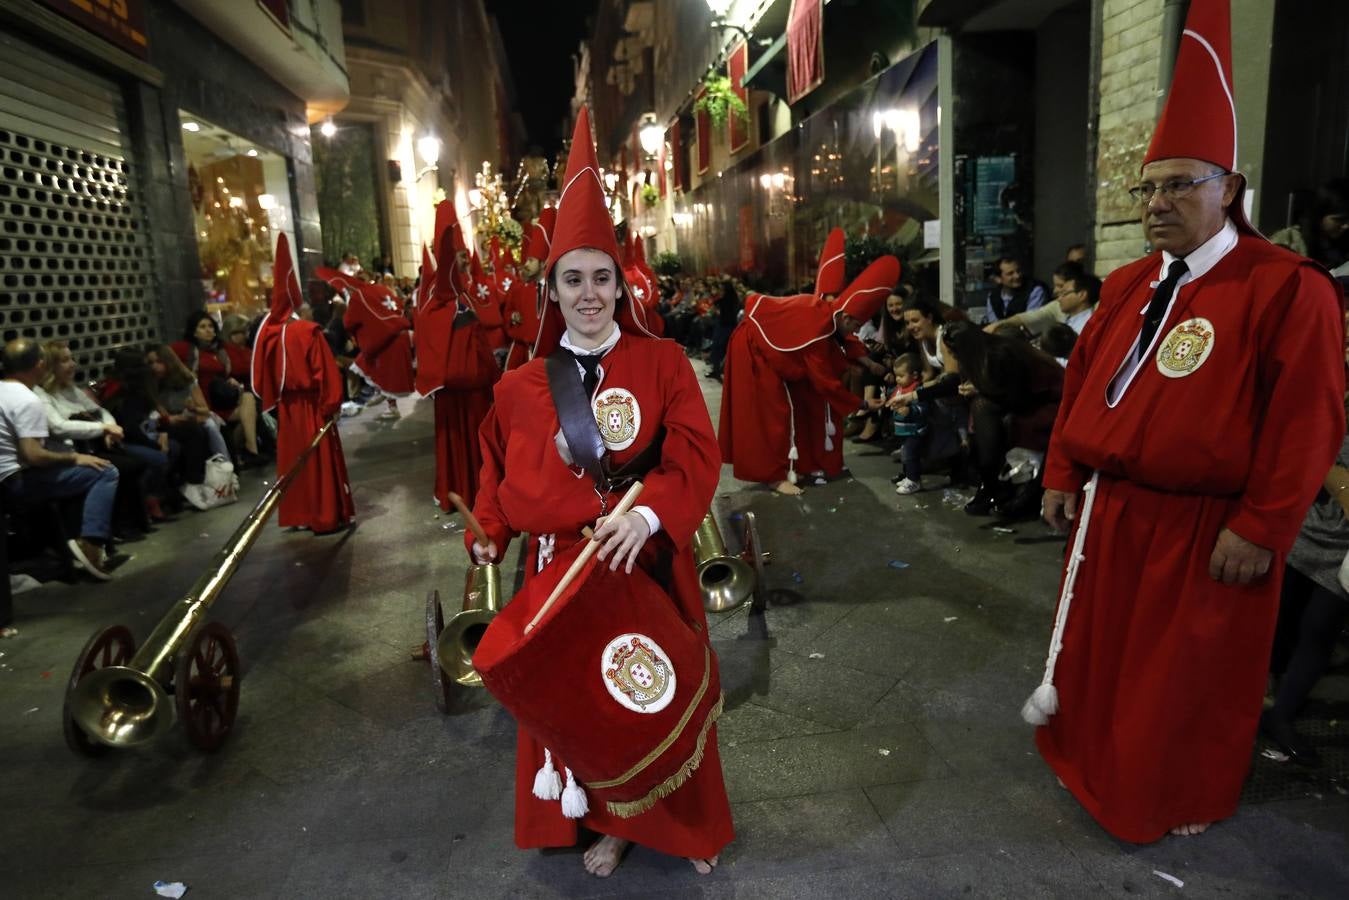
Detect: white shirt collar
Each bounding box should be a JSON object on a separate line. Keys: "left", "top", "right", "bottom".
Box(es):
{"left": 1160, "top": 218, "right": 1238, "bottom": 285}
{"left": 560, "top": 322, "right": 621, "bottom": 357}
{"left": 1065, "top": 307, "right": 1092, "bottom": 333}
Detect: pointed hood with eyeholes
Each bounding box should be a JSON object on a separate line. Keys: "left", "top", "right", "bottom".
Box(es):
{"left": 1143, "top": 0, "right": 1260, "bottom": 238}
{"left": 746, "top": 255, "right": 901, "bottom": 352}
{"left": 251, "top": 232, "right": 306, "bottom": 411}
{"left": 533, "top": 107, "right": 659, "bottom": 357}
{"left": 815, "top": 228, "right": 847, "bottom": 296}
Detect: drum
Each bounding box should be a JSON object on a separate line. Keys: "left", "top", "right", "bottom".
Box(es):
{"left": 473, "top": 540, "right": 723, "bottom": 818}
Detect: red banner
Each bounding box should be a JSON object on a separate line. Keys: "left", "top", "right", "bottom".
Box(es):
{"left": 695, "top": 88, "right": 711, "bottom": 176}
{"left": 40, "top": 0, "right": 148, "bottom": 59}
{"left": 728, "top": 41, "right": 750, "bottom": 154}
{"left": 669, "top": 121, "right": 686, "bottom": 193}
{"left": 787, "top": 0, "right": 825, "bottom": 105}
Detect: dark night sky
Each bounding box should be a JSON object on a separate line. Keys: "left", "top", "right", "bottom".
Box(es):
{"left": 492, "top": 0, "right": 600, "bottom": 159}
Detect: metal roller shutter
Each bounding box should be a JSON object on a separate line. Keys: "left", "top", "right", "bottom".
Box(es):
{"left": 0, "top": 29, "right": 158, "bottom": 381}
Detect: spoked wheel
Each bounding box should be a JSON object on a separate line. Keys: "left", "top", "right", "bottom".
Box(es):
{"left": 741, "top": 512, "right": 769, "bottom": 613}
{"left": 63, "top": 625, "right": 136, "bottom": 756}
{"left": 426, "top": 590, "right": 453, "bottom": 713}
{"left": 174, "top": 621, "right": 240, "bottom": 752}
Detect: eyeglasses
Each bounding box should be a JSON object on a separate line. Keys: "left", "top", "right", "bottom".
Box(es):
{"left": 1127, "top": 172, "right": 1229, "bottom": 203}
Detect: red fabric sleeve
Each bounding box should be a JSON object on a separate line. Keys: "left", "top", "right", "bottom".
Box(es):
{"left": 310, "top": 327, "right": 344, "bottom": 419}
{"left": 801, "top": 342, "right": 862, "bottom": 419}
{"left": 465, "top": 394, "right": 519, "bottom": 559}
{"left": 631, "top": 352, "right": 720, "bottom": 550}
{"left": 1225, "top": 267, "right": 1346, "bottom": 551}
{"left": 1042, "top": 307, "right": 1101, "bottom": 494}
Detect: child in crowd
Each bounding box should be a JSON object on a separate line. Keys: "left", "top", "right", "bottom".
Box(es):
{"left": 887, "top": 353, "right": 929, "bottom": 495}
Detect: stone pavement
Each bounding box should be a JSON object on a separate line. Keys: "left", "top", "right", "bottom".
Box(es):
{"left": 2, "top": 371, "right": 1346, "bottom": 900}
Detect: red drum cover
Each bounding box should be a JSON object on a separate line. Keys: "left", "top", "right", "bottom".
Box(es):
{"left": 474, "top": 541, "right": 724, "bottom": 817}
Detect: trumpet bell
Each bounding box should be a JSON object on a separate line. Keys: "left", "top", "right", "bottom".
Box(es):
{"left": 699, "top": 555, "right": 757, "bottom": 613}
{"left": 436, "top": 562, "right": 502, "bottom": 687}
{"left": 68, "top": 665, "right": 175, "bottom": 748}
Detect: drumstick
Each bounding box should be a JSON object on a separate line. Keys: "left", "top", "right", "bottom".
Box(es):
{"left": 524, "top": 481, "right": 644, "bottom": 634}
{"left": 448, "top": 492, "right": 492, "bottom": 556}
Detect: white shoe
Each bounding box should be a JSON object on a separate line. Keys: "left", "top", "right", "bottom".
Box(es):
{"left": 340, "top": 401, "right": 362, "bottom": 418}
{"left": 377, "top": 406, "right": 401, "bottom": 420}
{"left": 895, "top": 477, "right": 922, "bottom": 495}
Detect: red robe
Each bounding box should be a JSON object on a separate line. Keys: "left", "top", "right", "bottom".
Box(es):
{"left": 719, "top": 294, "right": 860, "bottom": 483}
{"left": 250, "top": 318, "right": 355, "bottom": 532}
{"left": 342, "top": 283, "right": 415, "bottom": 396}
{"left": 499, "top": 275, "right": 541, "bottom": 372}
{"left": 1037, "top": 234, "right": 1344, "bottom": 842}
{"left": 469, "top": 333, "right": 734, "bottom": 859}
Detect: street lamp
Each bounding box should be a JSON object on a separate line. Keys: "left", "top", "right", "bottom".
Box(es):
{"left": 416, "top": 134, "right": 441, "bottom": 181}
{"left": 639, "top": 116, "right": 664, "bottom": 157}
{"left": 320, "top": 118, "right": 336, "bottom": 138}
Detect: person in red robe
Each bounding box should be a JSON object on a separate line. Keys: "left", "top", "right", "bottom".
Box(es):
{"left": 250, "top": 234, "right": 355, "bottom": 534}
{"left": 622, "top": 232, "right": 664, "bottom": 336}
{"left": 1024, "top": 0, "right": 1345, "bottom": 842}
{"left": 467, "top": 108, "right": 731, "bottom": 879}
{"left": 718, "top": 240, "right": 900, "bottom": 495}
{"left": 314, "top": 268, "right": 415, "bottom": 420}
{"left": 415, "top": 202, "right": 502, "bottom": 511}
{"left": 499, "top": 213, "right": 550, "bottom": 371}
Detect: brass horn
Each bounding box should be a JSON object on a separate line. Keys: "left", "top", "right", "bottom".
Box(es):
{"left": 67, "top": 419, "right": 338, "bottom": 750}
{"left": 693, "top": 512, "right": 759, "bottom": 613}
{"left": 435, "top": 561, "right": 502, "bottom": 687}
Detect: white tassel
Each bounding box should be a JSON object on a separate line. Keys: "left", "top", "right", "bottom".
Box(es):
{"left": 825, "top": 415, "right": 836, "bottom": 436}
{"left": 787, "top": 469, "right": 798, "bottom": 485}
{"left": 1020, "top": 684, "right": 1059, "bottom": 726}
{"left": 824, "top": 435, "right": 834, "bottom": 452}
{"left": 1021, "top": 472, "right": 1100, "bottom": 726}
{"left": 532, "top": 748, "right": 562, "bottom": 801}
{"left": 787, "top": 445, "right": 799, "bottom": 461}
{"left": 560, "top": 767, "right": 588, "bottom": 819}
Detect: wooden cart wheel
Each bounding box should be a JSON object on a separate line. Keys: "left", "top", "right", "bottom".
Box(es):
{"left": 742, "top": 511, "right": 769, "bottom": 613}
{"left": 63, "top": 624, "right": 136, "bottom": 756}
{"left": 426, "top": 590, "right": 453, "bottom": 713}
{"left": 174, "top": 621, "right": 240, "bottom": 752}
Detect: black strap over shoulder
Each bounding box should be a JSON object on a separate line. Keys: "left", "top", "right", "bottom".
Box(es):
{"left": 546, "top": 349, "right": 608, "bottom": 491}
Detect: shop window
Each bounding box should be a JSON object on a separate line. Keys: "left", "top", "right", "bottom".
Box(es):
{"left": 179, "top": 111, "right": 296, "bottom": 317}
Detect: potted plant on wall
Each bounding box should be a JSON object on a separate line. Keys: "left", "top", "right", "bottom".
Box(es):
{"left": 640, "top": 183, "right": 660, "bottom": 209}
{"left": 694, "top": 75, "right": 749, "bottom": 132}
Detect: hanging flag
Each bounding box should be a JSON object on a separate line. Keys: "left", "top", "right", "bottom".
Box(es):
{"left": 728, "top": 41, "right": 750, "bottom": 153}
{"left": 787, "top": 0, "right": 825, "bottom": 105}
{"left": 695, "top": 87, "right": 711, "bottom": 176}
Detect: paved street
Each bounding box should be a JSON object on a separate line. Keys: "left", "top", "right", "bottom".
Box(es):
{"left": 3, "top": 372, "right": 1346, "bottom": 899}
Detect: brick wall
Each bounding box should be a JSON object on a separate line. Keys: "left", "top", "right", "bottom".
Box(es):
{"left": 1093, "top": 0, "right": 1165, "bottom": 275}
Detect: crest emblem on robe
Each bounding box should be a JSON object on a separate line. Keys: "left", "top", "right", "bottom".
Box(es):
{"left": 593, "top": 387, "right": 640, "bottom": 451}
{"left": 1155, "top": 317, "right": 1215, "bottom": 378}
{"left": 602, "top": 634, "right": 676, "bottom": 713}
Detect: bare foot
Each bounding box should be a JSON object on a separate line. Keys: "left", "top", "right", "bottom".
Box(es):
{"left": 1169, "top": 822, "right": 1210, "bottom": 837}
{"left": 583, "top": 835, "right": 630, "bottom": 877}
{"left": 690, "top": 854, "right": 720, "bottom": 875}
{"left": 773, "top": 480, "right": 803, "bottom": 496}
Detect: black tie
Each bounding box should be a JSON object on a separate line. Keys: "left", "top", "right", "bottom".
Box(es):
{"left": 570, "top": 351, "right": 601, "bottom": 397}
{"left": 1136, "top": 259, "right": 1189, "bottom": 360}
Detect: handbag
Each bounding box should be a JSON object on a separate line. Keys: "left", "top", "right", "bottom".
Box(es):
{"left": 180, "top": 454, "right": 240, "bottom": 510}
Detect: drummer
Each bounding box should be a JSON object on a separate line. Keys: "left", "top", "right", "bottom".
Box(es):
{"left": 466, "top": 108, "right": 734, "bottom": 877}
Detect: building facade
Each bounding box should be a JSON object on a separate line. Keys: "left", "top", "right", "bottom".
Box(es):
{"left": 0, "top": 0, "right": 348, "bottom": 378}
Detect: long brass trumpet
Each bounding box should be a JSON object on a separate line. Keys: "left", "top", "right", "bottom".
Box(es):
{"left": 693, "top": 511, "right": 768, "bottom": 612}
{"left": 66, "top": 419, "right": 338, "bottom": 751}
{"left": 435, "top": 561, "right": 502, "bottom": 687}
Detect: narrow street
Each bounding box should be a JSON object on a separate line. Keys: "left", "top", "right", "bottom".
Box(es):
{"left": 3, "top": 372, "right": 1345, "bottom": 899}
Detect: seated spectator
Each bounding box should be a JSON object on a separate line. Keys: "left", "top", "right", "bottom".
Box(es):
{"left": 142, "top": 346, "right": 212, "bottom": 487}
{"left": 891, "top": 320, "right": 1063, "bottom": 517}
{"left": 984, "top": 256, "right": 1049, "bottom": 323}
{"left": 1040, "top": 324, "right": 1079, "bottom": 367}
{"left": 987, "top": 266, "right": 1100, "bottom": 338}
{"left": 37, "top": 341, "right": 165, "bottom": 527}
{"left": 170, "top": 312, "right": 261, "bottom": 465}
{"left": 887, "top": 295, "right": 968, "bottom": 489}
{"left": 1269, "top": 178, "right": 1349, "bottom": 273}
{"left": 0, "top": 338, "right": 118, "bottom": 580}
{"left": 1065, "top": 243, "right": 1088, "bottom": 266}
{"left": 707, "top": 279, "right": 741, "bottom": 381}
{"left": 848, "top": 290, "right": 916, "bottom": 442}
{"left": 220, "top": 314, "right": 252, "bottom": 352}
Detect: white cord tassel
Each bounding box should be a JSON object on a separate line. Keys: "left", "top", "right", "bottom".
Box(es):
{"left": 560, "top": 767, "right": 589, "bottom": 819}
{"left": 532, "top": 748, "right": 562, "bottom": 801}
{"left": 785, "top": 383, "right": 799, "bottom": 483}
{"left": 1022, "top": 472, "right": 1100, "bottom": 726}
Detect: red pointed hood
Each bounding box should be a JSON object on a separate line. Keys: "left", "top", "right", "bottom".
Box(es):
{"left": 533, "top": 108, "right": 658, "bottom": 357}
{"left": 1143, "top": 0, "right": 1258, "bottom": 237}
{"left": 267, "top": 233, "right": 304, "bottom": 323}
{"left": 832, "top": 256, "right": 900, "bottom": 322}
{"left": 815, "top": 228, "right": 846, "bottom": 296}
{"left": 524, "top": 206, "right": 556, "bottom": 264}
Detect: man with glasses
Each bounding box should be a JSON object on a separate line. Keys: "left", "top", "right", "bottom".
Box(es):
{"left": 1025, "top": 0, "right": 1345, "bottom": 844}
